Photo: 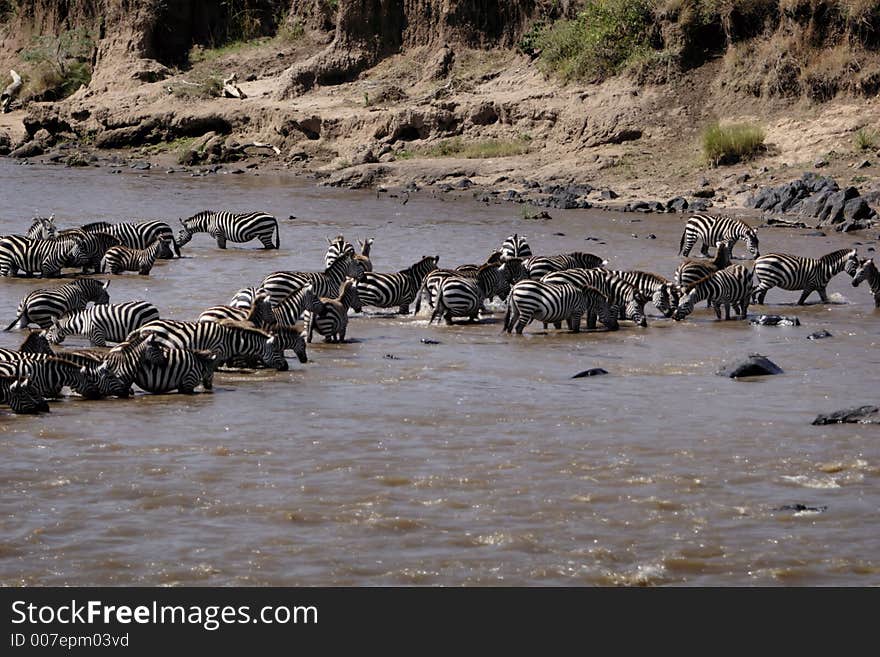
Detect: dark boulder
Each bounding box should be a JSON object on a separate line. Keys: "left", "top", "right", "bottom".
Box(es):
{"left": 666, "top": 196, "right": 688, "bottom": 212}
{"left": 601, "top": 189, "right": 619, "bottom": 200}
{"left": 692, "top": 187, "right": 715, "bottom": 198}
{"left": 806, "top": 329, "right": 833, "bottom": 340}
{"left": 717, "top": 354, "right": 783, "bottom": 378}
{"left": 812, "top": 405, "right": 880, "bottom": 425}
{"left": 572, "top": 368, "right": 608, "bottom": 378}
{"left": 9, "top": 141, "right": 44, "bottom": 158}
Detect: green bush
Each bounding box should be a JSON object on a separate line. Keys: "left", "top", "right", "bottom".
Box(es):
{"left": 702, "top": 121, "right": 766, "bottom": 165}
{"left": 855, "top": 127, "right": 878, "bottom": 151}
{"left": 536, "top": 0, "right": 657, "bottom": 82}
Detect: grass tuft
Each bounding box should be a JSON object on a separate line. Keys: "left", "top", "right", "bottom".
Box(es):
{"left": 702, "top": 121, "right": 766, "bottom": 166}
{"left": 855, "top": 127, "right": 878, "bottom": 151}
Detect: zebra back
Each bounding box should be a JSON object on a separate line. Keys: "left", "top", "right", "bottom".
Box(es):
{"left": 500, "top": 234, "right": 532, "bottom": 259}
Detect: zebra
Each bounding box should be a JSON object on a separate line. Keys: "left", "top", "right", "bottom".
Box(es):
{"left": 271, "top": 285, "right": 321, "bottom": 326}
{"left": 522, "top": 252, "right": 606, "bottom": 280}
{"left": 678, "top": 213, "right": 759, "bottom": 258}
{"left": 225, "top": 324, "right": 309, "bottom": 368}
{"left": 324, "top": 235, "right": 374, "bottom": 271}
{"left": 607, "top": 270, "right": 678, "bottom": 317}
{"left": 851, "top": 258, "right": 879, "bottom": 307}
{"left": 541, "top": 268, "right": 648, "bottom": 327}
{"left": 674, "top": 242, "right": 732, "bottom": 309}
{"left": 429, "top": 263, "right": 507, "bottom": 325}
{"left": 0, "top": 371, "right": 49, "bottom": 414}
{"left": 133, "top": 319, "right": 289, "bottom": 371}
{"left": 259, "top": 253, "right": 368, "bottom": 306}
{"left": 0, "top": 353, "right": 101, "bottom": 399}
{"left": 504, "top": 281, "right": 620, "bottom": 334}
{"left": 80, "top": 220, "right": 179, "bottom": 258}
{"left": 500, "top": 233, "right": 532, "bottom": 259}
{"left": 101, "top": 237, "right": 170, "bottom": 275}
{"left": 64, "top": 230, "right": 122, "bottom": 273}
{"left": 135, "top": 346, "right": 217, "bottom": 395}
{"left": 414, "top": 254, "right": 503, "bottom": 313}
{"left": 5, "top": 278, "right": 110, "bottom": 330}
{"left": 752, "top": 249, "right": 859, "bottom": 305}
{"left": 44, "top": 301, "right": 161, "bottom": 347}
{"left": 0, "top": 234, "right": 80, "bottom": 277}
{"left": 176, "top": 210, "right": 279, "bottom": 250}
{"left": 673, "top": 265, "right": 753, "bottom": 321}
{"left": 306, "top": 278, "right": 363, "bottom": 343}
{"left": 24, "top": 215, "right": 57, "bottom": 240}
{"left": 356, "top": 255, "right": 439, "bottom": 314}
{"left": 198, "top": 292, "right": 276, "bottom": 328}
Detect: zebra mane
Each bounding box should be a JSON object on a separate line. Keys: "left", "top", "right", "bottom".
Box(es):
{"left": 271, "top": 323, "right": 305, "bottom": 337}
{"left": 485, "top": 251, "right": 503, "bottom": 265}
{"left": 80, "top": 221, "right": 113, "bottom": 232}
{"left": 218, "top": 318, "right": 272, "bottom": 337}
{"left": 19, "top": 330, "right": 55, "bottom": 354}
{"left": 683, "top": 271, "right": 719, "bottom": 293}
{"left": 821, "top": 249, "right": 856, "bottom": 264}
{"left": 108, "top": 333, "right": 150, "bottom": 356}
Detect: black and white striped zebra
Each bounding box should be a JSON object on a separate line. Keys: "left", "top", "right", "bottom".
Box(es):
{"left": 306, "top": 278, "right": 363, "bottom": 343}
{"left": 673, "top": 265, "right": 753, "bottom": 321}
{"left": 0, "top": 369, "right": 49, "bottom": 414}
{"left": 44, "top": 301, "right": 161, "bottom": 347}
{"left": 0, "top": 234, "right": 80, "bottom": 277}
{"left": 504, "top": 280, "right": 619, "bottom": 334}
{"left": 133, "top": 319, "right": 289, "bottom": 371}
{"left": 678, "top": 214, "right": 759, "bottom": 258}
{"left": 607, "top": 270, "right": 678, "bottom": 317}
{"left": 270, "top": 285, "right": 321, "bottom": 326}
{"left": 259, "top": 253, "right": 368, "bottom": 306}
{"left": 324, "top": 235, "right": 374, "bottom": 271}
{"left": 521, "top": 252, "right": 606, "bottom": 280}
{"left": 81, "top": 220, "right": 178, "bottom": 258}
{"left": 541, "top": 268, "right": 648, "bottom": 327}
{"left": 851, "top": 258, "right": 879, "bottom": 307}
{"left": 356, "top": 255, "right": 439, "bottom": 314}
{"left": 752, "top": 249, "right": 859, "bottom": 305}
{"left": 415, "top": 254, "right": 502, "bottom": 314}
{"left": 197, "top": 292, "right": 275, "bottom": 328}
{"left": 675, "top": 242, "right": 731, "bottom": 289}
{"left": 429, "top": 263, "right": 508, "bottom": 325}
{"left": 5, "top": 278, "right": 110, "bottom": 330}
{"left": 64, "top": 230, "right": 122, "bottom": 273}
{"left": 135, "top": 345, "right": 217, "bottom": 394}
{"left": 176, "top": 210, "right": 279, "bottom": 250}
{"left": 0, "top": 353, "right": 101, "bottom": 398}
{"left": 101, "top": 237, "right": 170, "bottom": 275}
{"left": 500, "top": 233, "right": 532, "bottom": 259}
{"left": 24, "top": 215, "right": 57, "bottom": 240}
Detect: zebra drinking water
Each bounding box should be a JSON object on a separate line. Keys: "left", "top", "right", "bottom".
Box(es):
{"left": 607, "top": 270, "right": 678, "bottom": 317}
{"left": 80, "top": 220, "right": 178, "bottom": 258}
{"left": 752, "top": 249, "right": 859, "bottom": 305}
{"left": 0, "top": 370, "right": 49, "bottom": 414}
{"left": 101, "top": 237, "right": 171, "bottom": 275}
{"left": 678, "top": 213, "right": 759, "bottom": 258}
{"left": 44, "top": 301, "right": 161, "bottom": 347}
{"left": 673, "top": 265, "right": 753, "bottom": 321}
{"left": 541, "top": 268, "right": 648, "bottom": 327}
{"left": 5, "top": 278, "right": 110, "bottom": 330}
{"left": 176, "top": 210, "right": 279, "bottom": 250}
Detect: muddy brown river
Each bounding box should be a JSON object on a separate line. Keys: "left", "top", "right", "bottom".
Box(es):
{"left": 1, "top": 160, "right": 878, "bottom": 586}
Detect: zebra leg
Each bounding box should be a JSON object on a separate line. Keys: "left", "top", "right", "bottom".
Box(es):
{"left": 796, "top": 288, "right": 814, "bottom": 305}
{"left": 514, "top": 313, "right": 530, "bottom": 334}
{"left": 724, "top": 303, "right": 731, "bottom": 320}
{"left": 569, "top": 312, "right": 583, "bottom": 333}
{"left": 712, "top": 303, "right": 722, "bottom": 320}
{"left": 89, "top": 328, "right": 108, "bottom": 347}
{"left": 817, "top": 287, "right": 830, "bottom": 303}
{"left": 215, "top": 234, "right": 227, "bottom": 249}
{"left": 553, "top": 321, "right": 562, "bottom": 330}
{"left": 399, "top": 304, "right": 410, "bottom": 314}
{"left": 753, "top": 284, "right": 769, "bottom": 305}
{"left": 258, "top": 234, "right": 275, "bottom": 249}
{"left": 586, "top": 311, "right": 597, "bottom": 330}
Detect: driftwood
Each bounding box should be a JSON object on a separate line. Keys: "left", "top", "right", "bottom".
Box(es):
{"left": 222, "top": 73, "right": 247, "bottom": 100}
{"left": 1, "top": 70, "right": 22, "bottom": 113}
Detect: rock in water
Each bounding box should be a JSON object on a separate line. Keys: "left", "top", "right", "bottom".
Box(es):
{"left": 806, "top": 330, "right": 833, "bottom": 340}
{"left": 717, "top": 355, "right": 783, "bottom": 378}
{"left": 572, "top": 368, "right": 609, "bottom": 378}
{"left": 750, "top": 315, "right": 801, "bottom": 327}
{"left": 812, "top": 405, "right": 880, "bottom": 425}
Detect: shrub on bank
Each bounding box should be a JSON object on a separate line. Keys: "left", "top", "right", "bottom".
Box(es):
{"left": 702, "top": 121, "right": 766, "bottom": 165}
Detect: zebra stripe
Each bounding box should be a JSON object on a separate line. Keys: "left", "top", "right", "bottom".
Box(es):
{"left": 103, "top": 334, "right": 166, "bottom": 389}
{"left": 752, "top": 249, "right": 858, "bottom": 305}
{"left": 607, "top": 270, "right": 678, "bottom": 317}
{"left": 674, "top": 242, "right": 732, "bottom": 289}
{"left": 62, "top": 230, "right": 122, "bottom": 273}
{"left": 414, "top": 254, "right": 502, "bottom": 314}
{"left": 134, "top": 347, "right": 217, "bottom": 394}
{"left": 541, "top": 268, "right": 648, "bottom": 327}
{"left": 25, "top": 215, "right": 57, "bottom": 240}
{"left": 177, "top": 210, "right": 279, "bottom": 249}
{"left": 101, "top": 237, "right": 169, "bottom": 275}
{"left": 229, "top": 286, "right": 261, "bottom": 309}
{"left": 429, "top": 264, "right": 507, "bottom": 325}
{"left": 5, "top": 278, "right": 110, "bottom": 330}
{"left": 259, "top": 253, "right": 367, "bottom": 306}
{"left": 673, "top": 265, "right": 753, "bottom": 320}
{"left": 133, "top": 319, "right": 289, "bottom": 371}
{"left": 45, "top": 301, "right": 161, "bottom": 347}
{"left": 0, "top": 371, "right": 49, "bottom": 414}
{"left": 500, "top": 233, "right": 532, "bottom": 259}
{"left": 198, "top": 293, "right": 275, "bottom": 328}
{"left": 504, "top": 280, "right": 619, "bottom": 334}
{"left": 0, "top": 353, "right": 101, "bottom": 398}
{"left": 306, "top": 278, "right": 362, "bottom": 343}
{"left": 0, "top": 235, "right": 79, "bottom": 277}
{"left": 522, "top": 252, "right": 605, "bottom": 280}
{"left": 851, "top": 258, "right": 879, "bottom": 307}
{"left": 679, "top": 213, "right": 759, "bottom": 258}
{"left": 271, "top": 285, "right": 320, "bottom": 327}
{"left": 356, "top": 255, "right": 439, "bottom": 314}
{"left": 81, "top": 220, "right": 178, "bottom": 258}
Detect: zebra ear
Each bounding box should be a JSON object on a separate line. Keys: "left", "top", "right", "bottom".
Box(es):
{"left": 266, "top": 335, "right": 275, "bottom": 346}
{"left": 102, "top": 279, "right": 110, "bottom": 289}
{"left": 326, "top": 236, "right": 333, "bottom": 245}
{"left": 178, "top": 217, "right": 185, "bottom": 226}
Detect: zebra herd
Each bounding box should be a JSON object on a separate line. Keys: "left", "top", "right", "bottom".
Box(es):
{"left": 0, "top": 210, "right": 876, "bottom": 415}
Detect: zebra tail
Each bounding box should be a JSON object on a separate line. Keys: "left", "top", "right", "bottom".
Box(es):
{"left": 273, "top": 222, "right": 280, "bottom": 249}
{"left": 3, "top": 312, "right": 23, "bottom": 331}
{"left": 502, "top": 302, "right": 511, "bottom": 333}
{"left": 678, "top": 229, "right": 686, "bottom": 255}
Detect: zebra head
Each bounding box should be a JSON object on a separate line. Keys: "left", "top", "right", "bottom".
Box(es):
{"left": 852, "top": 258, "right": 874, "bottom": 287}
{"left": 27, "top": 215, "right": 57, "bottom": 239}
{"left": 72, "top": 364, "right": 102, "bottom": 400}
{"left": 271, "top": 324, "right": 308, "bottom": 363}
{"left": 94, "top": 279, "right": 111, "bottom": 305}
{"left": 652, "top": 284, "right": 676, "bottom": 318}
{"left": 499, "top": 257, "right": 528, "bottom": 284}
{"left": 9, "top": 377, "right": 50, "bottom": 413}
{"left": 744, "top": 228, "right": 759, "bottom": 258}
{"left": 672, "top": 292, "right": 695, "bottom": 321}
{"left": 357, "top": 237, "right": 374, "bottom": 257}
{"left": 262, "top": 334, "right": 288, "bottom": 371}
{"left": 192, "top": 351, "right": 217, "bottom": 390}
{"left": 325, "top": 235, "right": 355, "bottom": 269}
{"left": 176, "top": 218, "right": 194, "bottom": 247}
{"left": 95, "top": 362, "right": 133, "bottom": 398}
{"left": 626, "top": 295, "right": 648, "bottom": 328}
{"left": 339, "top": 277, "right": 363, "bottom": 313}
{"left": 845, "top": 251, "right": 862, "bottom": 278}
{"left": 44, "top": 318, "right": 71, "bottom": 344}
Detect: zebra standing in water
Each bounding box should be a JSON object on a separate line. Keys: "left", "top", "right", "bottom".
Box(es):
{"left": 752, "top": 249, "right": 859, "bottom": 305}
{"left": 324, "top": 235, "right": 374, "bottom": 271}
{"left": 0, "top": 354, "right": 101, "bottom": 399}
{"left": 500, "top": 234, "right": 532, "bottom": 259}
{"left": 504, "top": 281, "right": 619, "bottom": 334}
{"left": 135, "top": 346, "right": 217, "bottom": 394}
{"left": 0, "top": 234, "right": 80, "bottom": 277}
{"left": 607, "top": 270, "right": 678, "bottom": 317}
{"left": 541, "top": 268, "right": 648, "bottom": 327}
{"left": 176, "top": 210, "right": 279, "bottom": 249}
{"left": 65, "top": 230, "right": 122, "bottom": 273}
{"left": 44, "top": 301, "right": 161, "bottom": 347}
{"left": 674, "top": 242, "right": 732, "bottom": 309}
{"left": 356, "top": 255, "right": 439, "bottom": 314}
{"left": 678, "top": 214, "right": 759, "bottom": 258}
{"left": 429, "top": 263, "right": 508, "bottom": 325}
{"left": 198, "top": 292, "right": 276, "bottom": 328}
{"left": 306, "top": 278, "right": 363, "bottom": 343}
{"left": 259, "top": 253, "right": 367, "bottom": 306}
{"left": 80, "top": 220, "right": 178, "bottom": 258}
{"left": 522, "top": 252, "right": 606, "bottom": 280}
{"left": 101, "top": 237, "right": 170, "bottom": 275}
{"left": 851, "top": 258, "right": 879, "bottom": 307}
{"left": 5, "top": 278, "right": 110, "bottom": 330}
{"left": 415, "top": 253, "right": 504, "bottom": 313}
{"left": 673, "top": 265, "right": 753, "bottom": 321}
{"left": 0, "top": 370, "right": 49, "bottom": 414}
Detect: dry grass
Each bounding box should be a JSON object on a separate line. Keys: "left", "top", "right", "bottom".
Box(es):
{"left": 702, "top": 121, "right": 766, "bottom": 165}
{"left": 855, "top": 127, "right": 878, "bottom": 151}
{"left": 402, "top": 137, "right": 532, "bottom": 159}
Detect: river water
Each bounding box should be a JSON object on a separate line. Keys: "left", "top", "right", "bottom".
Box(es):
{"left": 0, "top": 160, "right": 878, "bottom": 586}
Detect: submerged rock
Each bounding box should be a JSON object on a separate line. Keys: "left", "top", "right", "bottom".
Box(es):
{"left": 775, "top": 504, "right": 828, "bottom": 513}
{"left": 750, "top": 315, "right": 801, "bottom": 326}
{"left": 717, "top": 355, "right": 783, "bottom": 378}
{"left": 572, "top": 368, "right": 609, "bottom": 378}
{"left": 420, "top": 338, "right": 441, "bottom": 345}
{"left": 812, "top": 405, "right": 880, "bottom": 425}
{"left": 806, "top": 330, "right": 833, "bottom": 340}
